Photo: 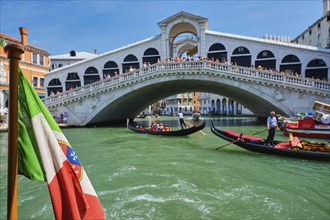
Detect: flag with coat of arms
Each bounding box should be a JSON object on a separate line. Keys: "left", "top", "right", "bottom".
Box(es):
{"left": 17, "top": 68, "right": 105, "bottom": 219}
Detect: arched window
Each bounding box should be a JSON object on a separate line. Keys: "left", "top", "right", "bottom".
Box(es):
{"left": 103, "top": 61, "right": 119, "bottom": 78}
{"left": 122, "top": 54, "right": 139, "bottom": 73}
{"left": 47, "top": 78, "right": 63, "bottom": 96}
{"left": 51, "top": 63, "right": 57, "bottom": 70}
{"left": 255, "top": 50, "right": 276, "bottom": 70}
{"left": 231, "top": 46, "right": 251, "bottom": 67}
{"left": 305, "top": 59, "right": 328, "bottom": 80}
{"left": 65, "top": 72, "right": 81, "bottom": 90}
{"left": 280, "top": 55, "right": 301, "bottom": 75}
{"left": 70, "top": 50, "right": 76, "bottom": 57}
{"left": 207, "top": 43, "right": 227, "bottom": 62}
{"left": 143, "top": 48, "right": 160, "bottom": 65}
{"left": 84, "top": 66, "right": 100, "bottom": 85}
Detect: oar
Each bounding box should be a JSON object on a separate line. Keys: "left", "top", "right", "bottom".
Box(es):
{"left": 185, "top": 120, "right": 206, "bottom": 135}
{"left": 215, "top": 129, "right": 267, "bottom": 150}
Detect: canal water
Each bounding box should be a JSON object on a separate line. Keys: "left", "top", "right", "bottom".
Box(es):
{"left": 0, "top": 116, "right": 329, "bottom": 219}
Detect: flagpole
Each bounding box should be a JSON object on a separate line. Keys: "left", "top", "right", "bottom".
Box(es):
{"left": 5, "top": 43, "right": 24, "bottom": 220}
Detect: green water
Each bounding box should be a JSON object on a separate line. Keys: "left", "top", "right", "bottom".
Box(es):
{"left": 0, "top": 116, "right": 329, "bottom": 219}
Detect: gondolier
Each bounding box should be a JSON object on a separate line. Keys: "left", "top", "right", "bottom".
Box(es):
{"left": 177, "top": 110, "right": 187, "bottom": 130}
{"left": 265, "top": 111, "right": 278, "bottom": 146}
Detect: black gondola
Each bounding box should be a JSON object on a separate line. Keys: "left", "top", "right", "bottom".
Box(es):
{"left": 128, "top": 120, "right": 205, "bottom": 136}
{"left": 210, "top": 122, "right": 330, "bottom": 161}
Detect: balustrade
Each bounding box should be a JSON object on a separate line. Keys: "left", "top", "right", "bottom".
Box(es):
{"left": 44, "top": 60, "right": 330, "bottom": 105}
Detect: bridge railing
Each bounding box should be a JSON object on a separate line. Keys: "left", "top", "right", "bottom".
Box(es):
{"left": 44, "top": 60, "right": 330, "bottom": 105}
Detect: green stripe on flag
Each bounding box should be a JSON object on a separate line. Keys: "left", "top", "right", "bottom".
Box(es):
{"left": 17, "top": 68, "right": 61, "bottom": 181}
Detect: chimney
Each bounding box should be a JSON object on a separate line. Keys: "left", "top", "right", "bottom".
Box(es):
{"left": 324, "top": 0, "right": 330, "bottom": 15}
{"left": 19, "top": 27, "right": 28, "bottom": 45}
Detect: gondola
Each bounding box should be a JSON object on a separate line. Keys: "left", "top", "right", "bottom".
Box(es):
{"left": 210, "top": 122, "right": 330, "bottom": 161}
{"left": 128, "top": 120, "right": 205, "bottom": 136}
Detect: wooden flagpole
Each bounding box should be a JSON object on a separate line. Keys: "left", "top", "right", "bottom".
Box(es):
{"left": 5, "top": 43, "right": 24, "bottom": 220}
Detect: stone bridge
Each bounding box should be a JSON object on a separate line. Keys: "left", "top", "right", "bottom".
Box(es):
{"left": 44, "top": 61, "right": 330, "bottom": 126}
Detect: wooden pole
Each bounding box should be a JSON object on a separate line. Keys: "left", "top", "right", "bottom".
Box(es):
{"left": 5, "top": 43, "right": 24, "bottom": 220}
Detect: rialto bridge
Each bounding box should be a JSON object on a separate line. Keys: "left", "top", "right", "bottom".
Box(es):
{"left": 44, "top": 61, "right": 330, "bottom": 126}
{"left": 44, "top": 11, "right": 330, "bottom": 126}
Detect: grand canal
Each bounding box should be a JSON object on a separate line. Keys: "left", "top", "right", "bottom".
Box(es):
{"left": 0, "top": 116, "right": 329, "bottom": 219}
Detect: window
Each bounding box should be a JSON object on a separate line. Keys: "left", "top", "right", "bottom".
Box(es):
{"left": 32, "top": 53, "right": 38, "bottom": 64}
{"left": 318, "top": 23, "right": 321, "bottom": 29}
{"left": 39, "top": 55, "right": 44, "bottom": 65}
{"left": 302, "top": 34, "right": 304, "bottom": 40}
{"left": 32, "top": 76, "right": 38, "bottom": 87}
{"left": 40, "top": 78, "right": 44, "bottom": 88}
{"left": 309, "top": 30, "right": 312, "bottom": 35}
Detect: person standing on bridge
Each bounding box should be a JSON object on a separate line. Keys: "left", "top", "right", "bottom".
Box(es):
{"left": 265, "top": 111, "right": 278, "bottom": 146}
{"left": 177, "top": 110, "right": 187, "bottom": 130}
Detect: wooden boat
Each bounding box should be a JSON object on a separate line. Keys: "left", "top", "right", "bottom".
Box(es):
{"left": 210, "top": 122, "right": 330, "bottom": 161}
{"left": 283, "top": 117, "right": 330, "bottom": 139}
{"left": 128, "top": 120, "right": 205, "bottom": 136}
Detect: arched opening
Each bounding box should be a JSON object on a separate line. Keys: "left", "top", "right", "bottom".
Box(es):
{"left": 255, "top": 50, "right": 276, "bottom": 70}
{"left": 280, "top": 55, "right": 301, "bottom": 75}
{"left": 228, "top": 99, "right": 235, "bottom": 115}
{"left": 103, "top": 61, "right": 119, "bottom": 78}
{"left": 211, "top": 99, "right": 215, "bottom": 115}
{"left": 65, "top": 72, "right": 81, "bottom": 90}
{"left": 169, "top": 22, "right": 198, "bottom": 58}
{"left": 216, "top": 98, "right": 221, "bottom": 115}
{"left": 122, "top": 54, "right": 139, "bottom": 73}
{"left": 222, "top": 98, "right": 227, "bottom": 115}
{"left": 47, "top": 78, "right": 62, "bottom": 96}
{"left": 143, "top": 48, "right": 160, "bottom": 65}
{"left": 84, "top": 66, "right": 100, "bottom": 85}
{"left": 231, "top": 46, "right": 251, "bottom": 67}
{"left": 305, "top": 59, "right": 328, "bottom": 80}
{"left": 207, "top": 43, "right": 227, "bottom": 62}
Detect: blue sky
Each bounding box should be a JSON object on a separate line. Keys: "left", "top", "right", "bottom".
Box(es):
{"left": 0, "top": 0, "right": 323, "bottom": 56}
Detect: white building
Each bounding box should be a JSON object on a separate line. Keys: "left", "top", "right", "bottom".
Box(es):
{"left": 199, "top": 93, "right": 253, "bottom": 116}
{"left": 50, "top": 50, "right": 98, "bottom": 71}
{"left": 295, "top": 0, "right": 330, "bottom": 49}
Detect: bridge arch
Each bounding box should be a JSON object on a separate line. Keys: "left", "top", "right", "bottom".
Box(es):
{"left": 122, "top": 54, "right": 139, "bottom": 73}
{"left": 231, "top": 46, "right": 251, "bottom": 67}
{"left": 65, "top": 72, "right": 80, "bottom": 90}
{"left": 84, "top": 66, "right": 100, "bottom": 85}
{"left": 207, "top": 43, "right": 227, "bottom": 62}
{"left": 305, "top": 59, "right": 328, "bottom": 80}
{"left": 143, "top": 48, "right": 160, "bottom": 64}
{"left": 103, "top": 61, "right": 119, "bottom": 78}
{"left": 47, "top": 78, "right": 62, "bottom": 96}
{"left": 83, "top": 72, "right": 293, "bottom": 125}
{"left": 255, "top": 50, "right": 276, "bottom": 70}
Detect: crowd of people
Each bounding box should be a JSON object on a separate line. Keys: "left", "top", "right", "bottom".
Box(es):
{"left": 101, "top": 56, "right": 328, "bottom": 82}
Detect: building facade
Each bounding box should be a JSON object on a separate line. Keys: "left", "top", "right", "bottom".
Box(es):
{"left": 50, "top": 50, "right": 98, "bottom": 71}
{"left": 295, "top": 0, "right": 330, "bottom": 49}
{"left": 0, "top": 27, "right": 50, "bottom": 109}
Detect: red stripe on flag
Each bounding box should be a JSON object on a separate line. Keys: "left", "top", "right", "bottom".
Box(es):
{"left": 48, "top": 161, "right": 105, "bottom": 219}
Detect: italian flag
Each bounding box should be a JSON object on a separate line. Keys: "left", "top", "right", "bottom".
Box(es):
{"left": 17, "top": 68, "right": 105, "bottom": 219}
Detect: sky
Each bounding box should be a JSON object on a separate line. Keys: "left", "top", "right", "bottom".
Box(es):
{"left": 0, "top": 0, "right": 324, "bottom": 56}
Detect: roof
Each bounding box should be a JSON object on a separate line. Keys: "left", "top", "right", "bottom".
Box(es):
{"left": 158, "top": 11, "right": 208, "bottom": 27}
{"left": 0, "top": 32, "right": 49, "bottom": 54}
{"left": 50, "top": 51, "right": 98, "bottom": 60}
{"left": 205, "top": 30, "right": 330, "bottom": 53}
